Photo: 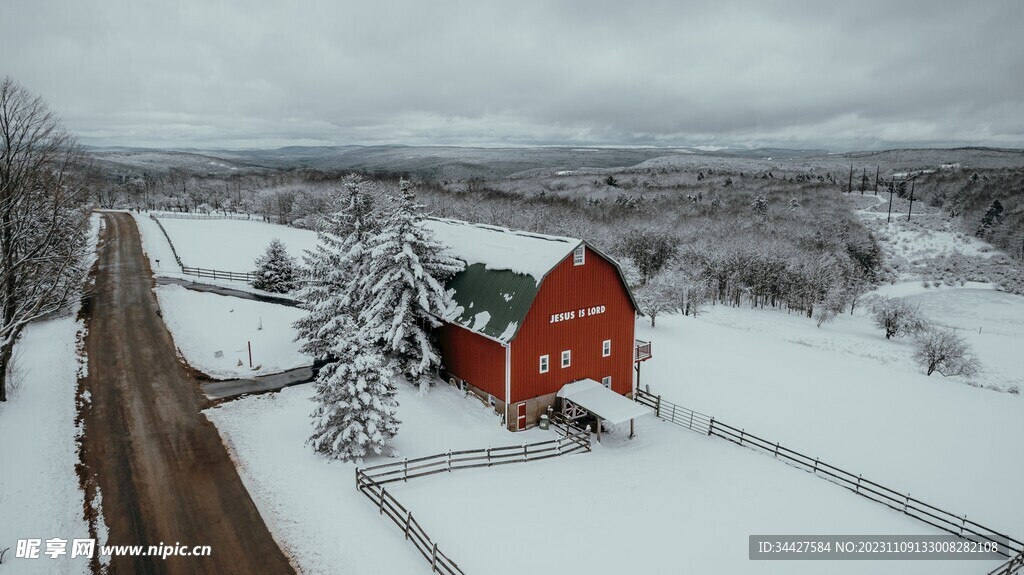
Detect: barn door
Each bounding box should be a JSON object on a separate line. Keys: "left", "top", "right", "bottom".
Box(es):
{"left": 516, "top": 402, "right": 527, "bottom": 431}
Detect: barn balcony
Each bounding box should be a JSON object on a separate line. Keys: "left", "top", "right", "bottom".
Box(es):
{"left": 634, "top": 339, "right": 652, "bottom": 362}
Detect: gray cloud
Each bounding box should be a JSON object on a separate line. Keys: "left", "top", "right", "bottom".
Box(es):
{"left": 2, "top": 0, "right": 1022, "bottom": 150}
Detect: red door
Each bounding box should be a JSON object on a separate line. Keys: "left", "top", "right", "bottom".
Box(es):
{"left": 516, "top": 402, "right": 527, "bottom": 431}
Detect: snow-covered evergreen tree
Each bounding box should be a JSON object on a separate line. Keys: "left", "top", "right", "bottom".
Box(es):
{"left": 293, "top": 175, "right": 378, "bottom": 358}
{"left": 308, "top": 322, "right": 399, "bottom": 462}
{"left": 360, "top": 180, "right": 464, "bottom": 391}
{"left": 251, "top": 238, "right": 298, "bottom": 293}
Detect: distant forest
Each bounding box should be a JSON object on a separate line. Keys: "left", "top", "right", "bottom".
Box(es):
{"left": 88, "top": 158, "right": 1024, "bottom": 321}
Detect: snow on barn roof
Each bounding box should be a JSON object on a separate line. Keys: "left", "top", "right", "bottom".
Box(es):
{"left": 423, "top": 218, "right": 582, "bottom": 344}
{"left": 423, "top": 218, "right": 580, "bottom": 283}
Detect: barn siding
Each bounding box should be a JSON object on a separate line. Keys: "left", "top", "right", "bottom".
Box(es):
{"left": 438, "top": 323, "right": 506, "bottom": 401}
{"left": 509, "top": 247, "right": 635, "bottom": 403}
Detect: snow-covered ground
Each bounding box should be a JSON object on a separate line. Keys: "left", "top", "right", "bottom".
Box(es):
{"left": 206, "top": 283, "right": 1022, "bottom": 574}
{"left": 130, "top": 211, "right": 319, "bottom": 297}
{"left": 0, "top": 215, "right": 102, "bottom": 574}
{"left": 0, "top": 315, "right": 92, "bottom": 574}
{"left": 206, "top": 382, "right": 550, "bottom": 575}
{"left": 208, "top": 380, "right": 999, "bottom": 575}
{"left": 157, "top": 216, "right": 319, "bottom": 271}
{"left": 155, "top": 284, "right": 312, "bottom": 379}
{"left": 638, "top": 288, "right": 1024, "bottom": 538}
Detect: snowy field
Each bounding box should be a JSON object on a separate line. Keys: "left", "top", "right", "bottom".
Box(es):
{"left": 208, "top": 381, "right": 997, "bottom": 575}
{"left": 157, "top": 216, "right": 319, "bottom": 271}
{"left": 155, "top": 284, "right": 312, "bottom": 379}
{"left": 206, "top": 383, "right": 548, "bottom": 575}
{"left": 638, "top": 285, "right": 1024, "bottom": 538}
{"left": 204, "top": 281, "right": 1022, "bottom": 574}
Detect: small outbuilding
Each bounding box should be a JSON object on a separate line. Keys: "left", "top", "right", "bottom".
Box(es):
{"left": 426, "top": 218, "right": 652, "bottom": 432}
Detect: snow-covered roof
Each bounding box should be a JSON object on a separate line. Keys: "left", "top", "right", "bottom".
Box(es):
{"left": 425, "top": 218, "right": 582, "bottom": 344}
{"left": 557, "top": 379, "right": 652, "bottom": 424}
{"left": 424, "top": 218, "right": 580, "bottom": 285}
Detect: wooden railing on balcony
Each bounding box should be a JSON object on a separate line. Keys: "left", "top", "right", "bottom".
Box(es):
{"left": 634, "top": 339, "right": 652, "bottom": 362}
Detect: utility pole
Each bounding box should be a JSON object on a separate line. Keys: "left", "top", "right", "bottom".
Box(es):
{"left": 907, "top": 179, "right": 916, "bottom": 222}
{"left": 887, "top": 176, "right": 895, "bottom": 223}
{"left": 848, "top": 164, "right": 853, "bottom": 193}
{"left": 874, "top": 166, "right": 880, "bottom": 195}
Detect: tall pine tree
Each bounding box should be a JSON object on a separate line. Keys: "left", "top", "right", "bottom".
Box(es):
{"left": 293, "top": 175, "right": 378, "bottom": 358}
{"left": 308, "top": 320, "right": 399, "bottom": 462}
{"left": 360, "top": 180, "right": 464, "bottom": 391}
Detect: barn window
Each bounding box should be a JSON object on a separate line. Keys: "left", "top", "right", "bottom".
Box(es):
{"left": 561, "top": 350, "right": 571, "bottom": 368}
{"left": 602, "top": 339, "right": 611, "bottom": 357}
{"left": 573, "top": 245, "right": 585, "bottom": 266}
{"left": 601, "top": 376, "right": 612, "bottom": 388}
{"left": 539, "top": 354, "right": 549, "bottom": 373}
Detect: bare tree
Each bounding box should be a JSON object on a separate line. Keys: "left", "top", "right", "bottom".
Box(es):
{"left": 867, "top": 296, "right": 927, "bottom": 339}
{"left": 0, "top": 77, "right": 90, "bottom": 402}
{"left": 634, "top": 270, "right": 682, "bottom": 327}
{"left": 618, "top": 228, "right": 678, "bottom": 286}
{"left": 913, "top": 327, "right": 980, "bottom": 377}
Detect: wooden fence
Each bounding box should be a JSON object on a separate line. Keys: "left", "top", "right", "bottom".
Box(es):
{"left": 990, "top": 552, "right": 1024, "bottom": 575}
{"left": 637, "top": 389, "right": 1024, "bottom": 560}
{"left": 155, "top": 211, "right": 256, "bottom": 221}
{"left": 148, "top": 215, "right": 184, "bottom": 268}
{"left": 181, "top": 266, "right": 256, "bottom": 283}
{"left": 356, "top": 472, "right": 466, "bottom": 575}
{"left": 354, "top": 427, "right": 590, "bottom": 574}
{"left": 636, "top": 388, "right": 712, "bottom": 434}
{"left": 359, "top": 428, "right": 591, "bottom": 486}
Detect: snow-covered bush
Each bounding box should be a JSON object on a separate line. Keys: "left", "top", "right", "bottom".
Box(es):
{"left": 308, "top": 327, "right": 399, "bottom": 462}
{"left": 912, "top": 327, "right": 980, "bottom": 378}
{"left": 867, "top": 296, "right": 928, "bottom": 339}
{"left": 251, "top": 238, "right": 298, "bottom": 293}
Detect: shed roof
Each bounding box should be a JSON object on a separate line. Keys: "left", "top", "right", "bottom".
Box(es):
{"left": 424, "top": 218, "right": 637, "bottom": 344}
{"left": 557, "top": 379, "right": 652, "bottom": 424}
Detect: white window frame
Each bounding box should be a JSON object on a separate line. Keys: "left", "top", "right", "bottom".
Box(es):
{"left": 573, "top": 245, "right": 585, "bottom": 266}
{"left": 561, "top": 350, "right": 571, "bottom": 368}
{"left": 539, "top": 354, "right": 549, "bottom": 374}
{"left": 601, "top": 376, "right": 612, "bottom": 388}
{"left": 602, "top": 339, "right": 612, "bottom": 357}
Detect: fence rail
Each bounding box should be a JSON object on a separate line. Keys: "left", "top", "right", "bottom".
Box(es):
{"left": 356, "top": 471, "right": 465, "bottom": 575}
{"left": 154, "top": 211, "right": 256, "bottom": 221}
{"left": 638, "top": 390, "right": 1023, "bottom": 560}
{"left": 181, "top": 266, "right": 256, "bottom": 282}
{"left": 990, "top": 552, "right": 1024, "bottom": 575}
{"left": 636, "top": 389, "right": 712, "bottom": 434}
{"left": 360, "top": 427, "right": 591, "bottom": 486}
{"left": 355, "top": 427, "right": 591, "bottom": 574}
{"left": 148, "top": 215, "right": 184, "bottom": 268}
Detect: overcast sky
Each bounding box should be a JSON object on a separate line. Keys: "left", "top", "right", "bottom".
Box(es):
{"left": 2, "top": 0, "right": 1023, "bottom": 151}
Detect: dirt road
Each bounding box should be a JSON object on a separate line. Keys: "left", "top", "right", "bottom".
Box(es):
{"left": 79, "top": 213, "right": 295, "bottom": 575}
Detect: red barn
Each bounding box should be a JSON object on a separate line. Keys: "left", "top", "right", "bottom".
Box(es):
{"left": 425, "top": 218, "right": 651, "bottom": 432}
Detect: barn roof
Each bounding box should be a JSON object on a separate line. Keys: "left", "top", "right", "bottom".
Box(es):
{"left": 424, "top": 218, "right": 637, "bottom": 344}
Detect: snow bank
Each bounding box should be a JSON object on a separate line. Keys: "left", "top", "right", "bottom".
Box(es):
{"left": 155, "top": 285, "right": 312, "bottom": 379}
{"left": 0, "top": 316, "right": 91, "bottom": 573}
